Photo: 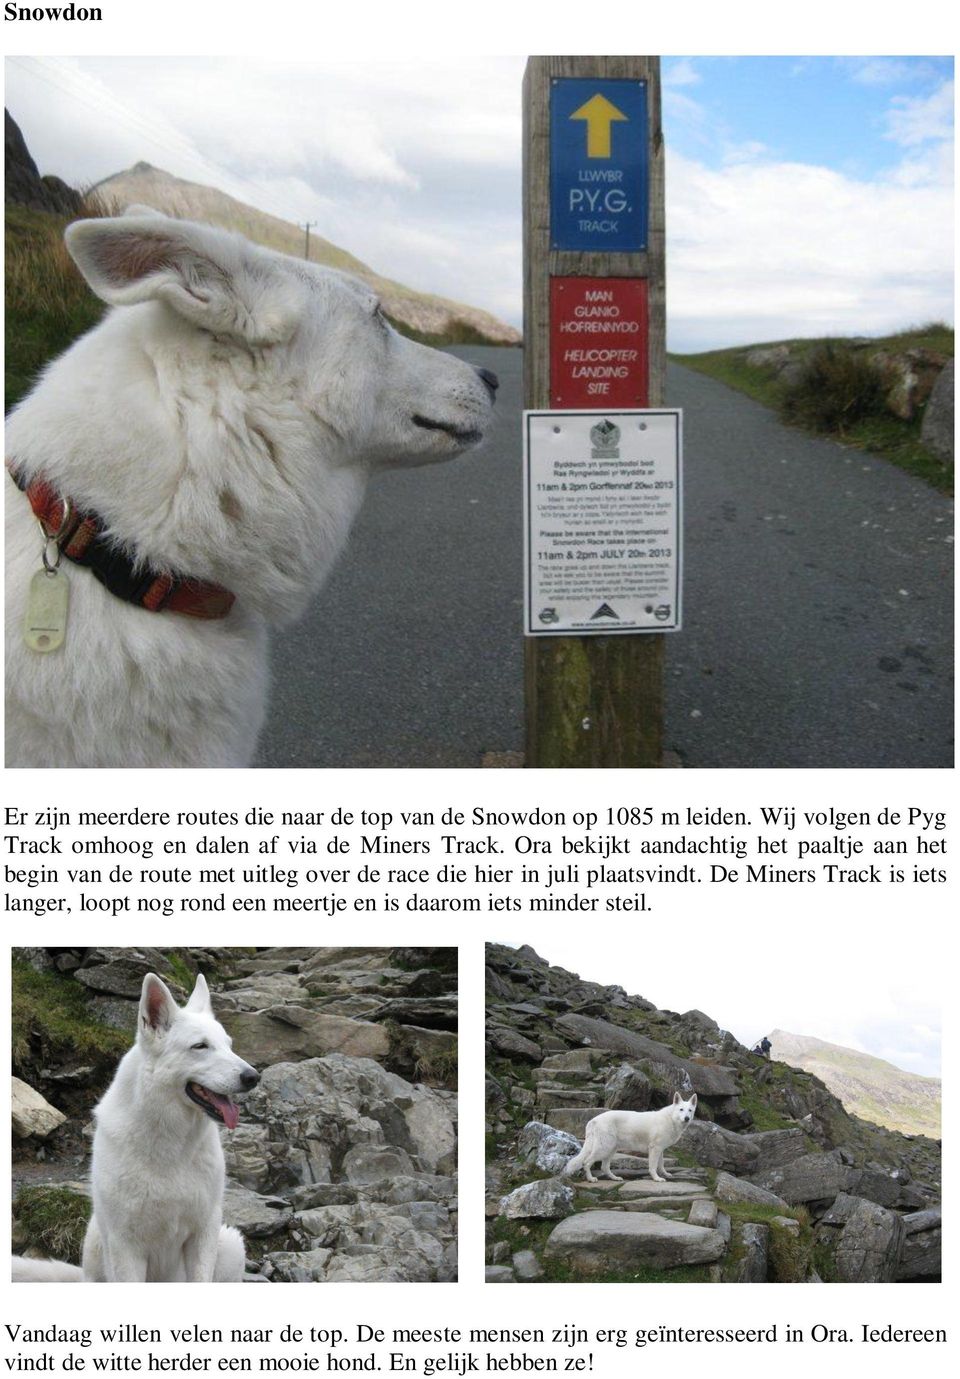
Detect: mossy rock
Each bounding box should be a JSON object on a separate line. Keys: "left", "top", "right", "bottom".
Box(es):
{"left": 13, "top": 1185, "right": 91, "bottom": 1266}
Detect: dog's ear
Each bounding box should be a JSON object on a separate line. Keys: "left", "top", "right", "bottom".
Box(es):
{"left": 689, "top": 1093, "right": 698, "bottom": 1109}
{"left": 64, "top": 212, "right": 302, "bottom": 345}
{"left": 673, "top": 1091, "right": 682, "bottom": 1104}
{"left": 184, "top": 973, "right": 212, "bottom": 1014}
{"left": 139, "top": 973, "right": 178, "bottom": 1039}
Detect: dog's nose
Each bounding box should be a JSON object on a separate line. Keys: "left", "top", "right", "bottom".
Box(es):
{"left": 476, "top": 366, "right": 499, "bottom": 401}
{"left": 240, "top": 1067, "right": 260, "bottom": 1090}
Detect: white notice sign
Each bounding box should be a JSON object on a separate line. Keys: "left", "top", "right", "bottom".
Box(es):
{"left": 523, "top": 409, "right": 682, "bottom": 636}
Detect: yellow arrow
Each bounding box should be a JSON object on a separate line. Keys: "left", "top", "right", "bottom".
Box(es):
{"left": 570, "top": 92, "right": 628, "bottom": 158}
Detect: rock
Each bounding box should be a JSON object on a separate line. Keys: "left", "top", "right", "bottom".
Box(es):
{"left": 341, "top": 1144, "right": 415, "bottom": 1184}
{"left": 896, "top": 1207, "right": 941, "bottom": 1281}
{"left": 220, "top": 1007, "right": 390, "bottom": 1066}
{"left": 715, "top": 1171, "right": 788, "bottom": 1211}
{"left": 603, "top": 1064, "right": 653, "bottom": 1110}
{"left": 818, "top": 1193, "right": 904, "bottom": 1282}
{"left": 544, "top": 1210, "right": 725, "bottom": 1275}
{"left": 849, "top": 1167, "right": 901, "bottom": 1209}
{"left": 921, "top": 358, "right": 953, "bottom": 463}
{"left": 618, "top": 1180, "right": 708, "bottom": 1199}
{"left": 498, "top": 1179, "right": 574, "bottom": 1220}
{"left": 540, "top": 1049, "right": 605, "bottom": 1074}
{"left": 262, "top": 1247, "right": 333, "bottom": 1282}
{"left": 745, "top": 345, "right": 791, "bottom": 371}
{"left": 727, "top": 1223, "right": 769, "bottom": 1282}
{"left": 74, "top": 955, "right": 170, "bottom": 998}
{"left": 751, "top": 1150, "right": 849, "bottom": 1207}
{"left": 220, "top": 1124, "right": 272, "bottom": 1191}
{"left": 488, "top": 1027, "right": 542, "bottom": 1062}
{"left": 545, "top": 1108, "right": 607, "bottom": 1139}
{"left": 512, "top": 1249, "right": 544, "bottom": 1281}
{"left": 771, "top": 1216, "right": 800, "bottom": 1235}
{"left": 11, "top": 1078, "right": 67, "bottom": 1139}
{"left": 517, "top": 1121, "right": 581, "bottom": 1174}
{"left": 554, "top": 1014, "right": 739, "bottom": 1095}
{"left": 682, "top": 1121, "right": 760, "bottom": 1174}
{"left": 743, "top": 1128, "right": 808, "bottom": 1172}
{"left": 485, "top": 1266, "right": 515, "bottom": 1282}
{"left": 367, "top": 997, "right": 458, "bottom": 1031}
{"left": 86, "top": 997, "right": 139, "bottom": 1032}
{"left": 681, "top": 1010, "right": 719, "bottom": 1033}
{"left": 221, "top": 1186, "right": 293, "bottom": 1238}
{"left": 688, "top": 1200, "right": 718, "bottom": 1229}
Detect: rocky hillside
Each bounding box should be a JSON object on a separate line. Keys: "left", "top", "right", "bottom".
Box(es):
{"left": 91, "top": 163, "right": 521, "bottom": 346}
{"left": 769, "top": 1030, "right": 941, "bottom": 1139}
{"left": 485, "top": 943, "right": 940, "bottom": 1284}
{"left": 5, "top": 110, "right": 81, "bottom": 216}
{"left": 13, "top": 946, "right": 457, "bottom": 1282}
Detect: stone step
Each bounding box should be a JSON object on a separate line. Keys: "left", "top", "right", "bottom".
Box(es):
{"left": 579, "top": 1197, "right": 709, "bottom": 1214}
{"left": 536, "top": 1088, "right": 603, "bottom": 1109}
{"left": 544, "top": 1209, "right": 726, "bottom": 1275}
{"left": 618, "top": 1179, "right": 710, "bottom": 1199}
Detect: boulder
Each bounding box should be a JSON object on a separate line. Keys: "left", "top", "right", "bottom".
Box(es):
{"left": 488, "top": 1026, "right": 542, "bottom": 1063}
{"left": 682, "top": 1121, "right": 760, "bottom": 1174}
{"left": 544, "top": 1210, "right": 725, "bottom": 1275}
{"left": 743, "top": 1128, "right": 808, "bottom": 1172}
{"left": 750, "top": 1150, "right": 849, "bottom": 1206}
{"left": 74, "top": 954, "right": 171, "bottom": 998}
{"left": 895, "top": 1207, "right": 941, "bottom": 1281}
{"left": 849, "top": 1167, "right": 901, "bottom": 1209}
{"left": 516, "top": 1121, "right": 581, "bottom": 1174}
{"left": 498, "top": 1179, "right": 574, "bottom": 1220}
{"left": 11, "top": 1078, "right": 67, "bottom": 1139}
{"left": 221, "top": 1186, "right": 293, "bottom": 1238}
{"left": 817, "top": 1193, "right": 904, "bottom": 1283}
{"left": 341, "top": 1144, "right": 415, "bottom": 1184}
{"left": 745, "top": 344, "right": 791, "bottom": 371}
{"left": 603, "top": 1065, "right": 653, "bottom": 1110}
{"left": 921, "top": 358, "right": 953, "bottom": 463}
{"left": 554, "top": 1014, "right": 739, "bottom": 1095}
{"left": 688, "top": 1200, "right": 718, "bottom": 1229}
{"left": 544, "top": 1107, "right": 607, "bottom": 1139}
{"left": 540, "top": 1049, "right": 606, "bottom": 1074}
{"left": 261, "top": 1248, "right": 332, "bottom": 1281}
{"left": 485, "top": 1266, "right": 515, "bottom": 1282}
{"left": 512, "top": 1249, "right": 544, "bottom": 1281}
{"left": 727, "top": 1222, "right": 769, "bottom": 1283}
{"left": 714, "top": 1172, "right": 788, "bottom": 1212}
{"left": 220, "top": 1007, "right": 390, "bottom": 1065}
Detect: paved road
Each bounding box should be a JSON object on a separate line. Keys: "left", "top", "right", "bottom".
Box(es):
{"left": 257, "top": 348, "right": 953, "bottom": 768}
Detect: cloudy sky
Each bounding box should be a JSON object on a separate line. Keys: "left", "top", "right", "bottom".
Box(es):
{"left": 494, "top": 939, "right": 941, "bottom": 1078}
{"left": 4, "top": 55, "right": 953, "bottom": 350}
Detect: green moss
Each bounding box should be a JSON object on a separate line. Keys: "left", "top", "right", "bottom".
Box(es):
{"left": 12, "top": 961, "right": 129, "bottom": 1072}
{"left": 160, "top": 950, "right": 196, "bottom": 993}
{"left": 13, "top": 1186, "right": 91, "bottom": 1266}
{"left": 735, "top": 1084, "right": 797, "bottom": 1132}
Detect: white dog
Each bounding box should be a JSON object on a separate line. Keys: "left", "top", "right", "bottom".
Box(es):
{"left": 12, "top": 972, "right": 257, "bottom": 1281}
{"left": 563, "top": 1092, "right": 698, "bottom": 1183}
{"left": 5, "top": 207, "right": 497, "bottom": 767}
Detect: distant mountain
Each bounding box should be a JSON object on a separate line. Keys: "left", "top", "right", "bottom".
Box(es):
{"left": 769, "top": 1029, "right": 940, "bottom": 1138}
{"left": 91, "top": 162, "right": 520, "bottom": 346}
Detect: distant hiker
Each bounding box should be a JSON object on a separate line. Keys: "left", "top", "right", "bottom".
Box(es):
{"left": 753, "top": 1036, "right": 772, "bottom": 1058}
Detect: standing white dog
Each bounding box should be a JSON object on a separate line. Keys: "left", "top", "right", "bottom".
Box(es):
{"left": 12, "top": 972, "right": 257, "bottom": 1281}
{"left": 5, "top": 207, "right": 497, "bottom": 767}
{"left": 563, "top": 1092, "right": 698, "bottom": 1183}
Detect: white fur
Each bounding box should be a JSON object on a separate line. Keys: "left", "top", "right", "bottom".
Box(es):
{"left": 563, "top": 1092, "right": 698, "bottom": 1183}
{"left": 6, "top": 207, "right": 495, "bottom": 767}
{"left": 12, "top": 973, "right": 257, "bottom": 1282}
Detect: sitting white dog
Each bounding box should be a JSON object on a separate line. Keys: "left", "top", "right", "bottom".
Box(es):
{"left": 5, "top": 207, "right": 496, "bottom": 767}
{"left": 563, "top": 1091, "right": 698, "bottom": 1183}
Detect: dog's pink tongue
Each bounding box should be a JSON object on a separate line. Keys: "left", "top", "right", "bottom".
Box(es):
{"left": 210, "top": 1093, "right": 239, "bottom": 1130}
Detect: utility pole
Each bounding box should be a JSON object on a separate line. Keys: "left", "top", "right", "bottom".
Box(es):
{"left": 299, "top": 221, "right": 318, "bottom": 261}
{"left": 522, "top": 56, "right": 675, "bottom": 769}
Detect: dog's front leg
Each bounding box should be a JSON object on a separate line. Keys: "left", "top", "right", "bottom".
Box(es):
{"left": 183, "top": 1220, "right": 222, "bottom": 1282}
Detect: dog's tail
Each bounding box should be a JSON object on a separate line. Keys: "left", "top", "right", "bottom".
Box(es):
{"left": 12, "top": 1255, "right": 84, "bottom": 1282}
{"left": 562, "top": 1139, "right": 590, "bottom": 1177}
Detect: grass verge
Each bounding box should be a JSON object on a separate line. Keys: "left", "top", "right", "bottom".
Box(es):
{"left": 13, "top": 1186, "right": 91, "bottom": 1265}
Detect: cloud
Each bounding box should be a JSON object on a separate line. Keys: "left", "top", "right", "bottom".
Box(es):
{"left": 664, "top": 58, "right": 701, "bottom": 88}
{"left": 885, "top": 78, "right": 954, "bottom": 147}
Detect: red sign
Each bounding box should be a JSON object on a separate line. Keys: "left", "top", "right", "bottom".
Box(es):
{"left": 550, "top": 276, "right": 648, "bottom": 407}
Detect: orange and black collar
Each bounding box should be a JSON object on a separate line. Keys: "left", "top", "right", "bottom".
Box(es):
{"left": 8, "top": 464, "right": 235, "bottom": 620}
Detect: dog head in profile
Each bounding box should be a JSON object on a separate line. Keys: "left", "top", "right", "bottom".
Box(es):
{"left": 137, "top": 973, "right": 258, "bottom": 1129}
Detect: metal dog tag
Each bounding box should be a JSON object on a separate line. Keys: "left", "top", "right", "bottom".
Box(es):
{"left": 24, "top": 568, "right": 70, "bottom": 652}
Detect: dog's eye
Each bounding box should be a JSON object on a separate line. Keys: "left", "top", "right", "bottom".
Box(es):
{"left": 191, "top": 1041, "right": 209, "bottom": 1050}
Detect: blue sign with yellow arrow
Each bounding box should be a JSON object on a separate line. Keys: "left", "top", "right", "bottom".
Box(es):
{"left": 550, "top": 77, "right": 648, "bottom": 252}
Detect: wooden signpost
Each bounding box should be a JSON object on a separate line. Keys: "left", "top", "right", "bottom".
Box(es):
{"left": 523, "top": 55, "right": 669, "bottom": 768}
